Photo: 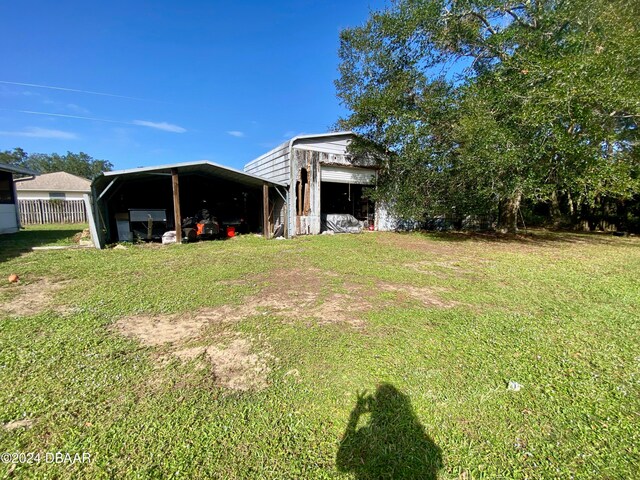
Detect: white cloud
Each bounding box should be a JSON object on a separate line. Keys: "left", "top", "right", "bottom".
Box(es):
{"left": 133, "top": 120, "right": 186, "bottom": 133}
{"left": 0, "top": 127, "right": 77, "bottom": 139}
{"left": 41, "top": 99, "right": 90, "bottom": 115}
{"left": 66, "top": 103, "right": 91, "bottom": 115}
{"left": 227, "top": 130, "right": 245, "bottom": 138}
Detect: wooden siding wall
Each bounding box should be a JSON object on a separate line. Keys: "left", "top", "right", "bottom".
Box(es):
{"left": 19, "top": 199, "right": 87, "bottom": 224}
{"left": 292, "top": 149, "right": 321, "bottom": 235}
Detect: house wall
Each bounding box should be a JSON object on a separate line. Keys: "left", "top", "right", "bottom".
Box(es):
{"left": 17, "top": 190, "right": 86, "bottom": 200}
{"left": 0, "top": 204, "right": 18, "bottom": 234}
{"left": 0, "top": 171, "right": 18, "bottom": 234}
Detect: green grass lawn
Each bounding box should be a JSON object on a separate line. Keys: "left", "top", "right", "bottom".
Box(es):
{"left": 1, "top": 225, "right": 638, "bottom": 478}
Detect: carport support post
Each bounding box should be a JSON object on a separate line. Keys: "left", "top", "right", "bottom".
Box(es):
{"left": 263, "top": 183, "right": 270, "bottom": 239}
{"left": 171, "top": 168, "right": 182, "bottom": 244}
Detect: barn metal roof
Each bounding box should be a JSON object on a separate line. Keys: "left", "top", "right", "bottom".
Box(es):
{"left": 244, "top": 131, "right": 356, "bottom": 171}
{"left": 92, "top": 160, "right": 286, "bottom": 192}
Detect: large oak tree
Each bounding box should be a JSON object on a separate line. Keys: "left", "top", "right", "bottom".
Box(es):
{"left": 336, "top": 0, "right": 640, "bottom": 232}
{"left": 0, "top": 148, "right": 112, "bottom": 180}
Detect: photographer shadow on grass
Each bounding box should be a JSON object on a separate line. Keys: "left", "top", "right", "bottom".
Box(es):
{"left": 336, "top": 383, "right": 442, "bottom": 479}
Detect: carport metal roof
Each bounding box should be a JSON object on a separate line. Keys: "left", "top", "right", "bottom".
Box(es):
{"left": 0, "top": 163, "right": 38, "bottom": 176}
{"left": 92, "top": 160, "right": 286, "bottom": 192}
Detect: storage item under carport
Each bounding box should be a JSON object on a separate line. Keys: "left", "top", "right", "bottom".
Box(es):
{"left": 129, "top": 209, "right": 168, "bottom": 241}
{"left": 321, "top": 214, "right": 364, "bottom": 233}
{"left": 115, "top": 212, "right": 133, "bottom": 241}
{"left": 181, "top": 208, "right": 222, "bottom": 242}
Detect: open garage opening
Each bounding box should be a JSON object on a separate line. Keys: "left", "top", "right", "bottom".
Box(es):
{"left": 100, "top": 173, "right": 266, "bottom": 244}
{"left": 321, "top": 182, "right": 375, "bottom": 231}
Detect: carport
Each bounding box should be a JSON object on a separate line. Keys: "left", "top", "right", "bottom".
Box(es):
{"left": 90, "top": 161, "right": 287, "bottom": 248}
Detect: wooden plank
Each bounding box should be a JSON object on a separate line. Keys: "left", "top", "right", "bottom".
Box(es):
{"left": 263, "top": 183, "right": 270, "bottom": 239}
{"left": 171, "top": 168, "right": 182, "bottom": 244}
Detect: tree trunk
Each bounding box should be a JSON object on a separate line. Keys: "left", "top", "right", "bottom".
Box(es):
{"left": 550, "top": 189, "right": 562, "bottom": 228}
{"left": 567, "top": 191, "right": 574, "bottom": 217}
{"left": 498, "top": 190, "right": 522, "bottom": 234}
{"left": 575, "top": 202, "right": 592, "bottom": 231}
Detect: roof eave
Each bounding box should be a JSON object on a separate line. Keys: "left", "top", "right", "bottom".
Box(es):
{"left": 95, "top": 160, "right": 286, "bottom": 188}
{"left": 0, "top": 163, "right": 38, "bottom": 176}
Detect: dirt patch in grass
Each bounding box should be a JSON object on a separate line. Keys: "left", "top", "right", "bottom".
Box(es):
{"left": 113, "top": 313, "right": 210, "bottom": 346}
{"left": 206, "top": 338, "right": 271, "bottom": 391}
{"left": 255, "top": 268, "right": 378, "bottom": 327}
{"left": 113, "top": 305, "right": 254, "bottom": 346}
{"left": 114, "top": 267, "right": 454, "bottom": 391}
{"left": 115, "top": 310, "right": 273, "bottom": 391}
{"left": 378, "top": 282, "right": 457, "bottom": 308}
{"left": 155, "top": 336, "right": 273, "bottom": 392}
{"left": 116, "top": 267, "right": 454, "bottom": 340}
{"left": 0, "top": 279, "right": 71, "bottom": 316}
{"left": 3, "top": 418, "right": 34, "bottom": 431}
{"left": 243, "top": 267, "right": 455, "bottom": 327}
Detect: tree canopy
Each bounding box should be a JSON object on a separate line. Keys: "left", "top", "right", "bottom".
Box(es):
{"left": 336, "top": 0, "right": 640, "bottom": 232}
{"left": 0, "top": 148, "right": 113, "bottom": 180}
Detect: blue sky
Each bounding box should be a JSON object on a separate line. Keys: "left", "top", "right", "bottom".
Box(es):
{"left": 0, "top": 0, "right": 386, "bottom": 171}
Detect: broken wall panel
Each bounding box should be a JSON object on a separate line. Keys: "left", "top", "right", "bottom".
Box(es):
{"left": 292, "top": 149, "right": 321, "bottom": 235}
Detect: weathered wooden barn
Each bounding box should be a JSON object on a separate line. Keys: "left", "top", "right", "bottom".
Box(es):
{"left": 88, "top": 132, "right": 396, "bottom": 247}
{"left": 244, "top": 131, "right": 394, "bottom": 236}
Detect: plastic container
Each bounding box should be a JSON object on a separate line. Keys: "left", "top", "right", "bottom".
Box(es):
{"left": 226, "top": 226, "right": 236, "bottom": 238}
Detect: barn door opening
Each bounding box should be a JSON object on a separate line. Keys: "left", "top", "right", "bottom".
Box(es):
{"left": 297, "top": 168, "right": 309, "bottom": 216}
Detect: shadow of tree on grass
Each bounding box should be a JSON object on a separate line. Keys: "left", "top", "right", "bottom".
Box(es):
{"left": 337, "top": 384, "right": 442, "bottom": 479}
{"left": 0, "top": 225, "right": 85, "bottom": 263}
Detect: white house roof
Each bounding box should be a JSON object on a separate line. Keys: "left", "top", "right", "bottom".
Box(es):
{"left": 15, "top": 171, "right": 91, "bottom": 192}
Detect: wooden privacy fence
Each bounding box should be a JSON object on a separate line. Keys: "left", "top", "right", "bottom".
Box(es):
{"left": 19, "top": 199, "right": 87, "bottom": 224}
